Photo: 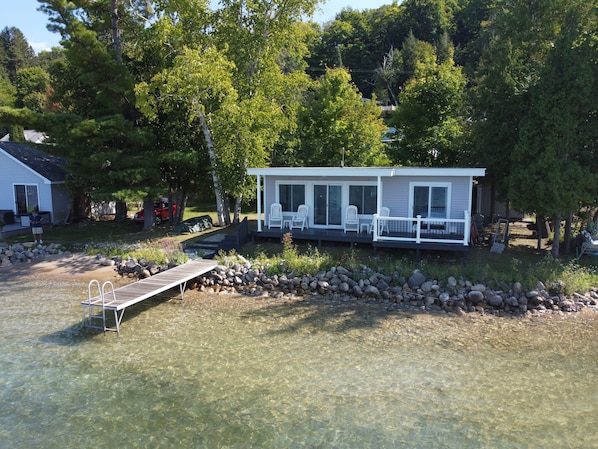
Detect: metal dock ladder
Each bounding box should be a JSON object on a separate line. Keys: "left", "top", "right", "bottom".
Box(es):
{"left": 82, "top": 279, "right": 121, "bottom": 335}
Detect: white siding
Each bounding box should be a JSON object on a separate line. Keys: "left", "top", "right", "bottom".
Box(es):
{"left": 261, "top": 176, "right": 472, "bottom": 213}
{"left": 380, "top": 176, "right": 471, "bottom": 219}
{"left": 259, "top": 173, "right": 475, "bottom": 223}
{"left": 0, "top": 151, "right": 66, "bottom": 223}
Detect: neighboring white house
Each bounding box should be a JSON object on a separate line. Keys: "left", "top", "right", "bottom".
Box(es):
{"left": 0, "top": 129, "right": 48, "bottom": 144}
{"left": 0, "top": 141, "right": 71, "bottom": 226}
{"left": 247, "top": 166, "right": 486, "bottom": 248}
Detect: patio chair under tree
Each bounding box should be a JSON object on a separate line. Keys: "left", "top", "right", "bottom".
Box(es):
{"left": 344, "top": 205, "right": 359, "bottom": 233}
{"left": 291, "top": 204, "right": 309, "bottom": 231}
{"left": 268, "top": 202, "right": 283, "bottom": 229}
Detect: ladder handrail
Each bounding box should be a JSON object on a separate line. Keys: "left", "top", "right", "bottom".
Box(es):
{"left": 87, "top": 279, "right": 101, "bottom": 304}
{"left": 84, "top": 280, "right": 104, "bottom": 331}
{"left": 84, "top": 279, "right": 116, "bottom": 335}
{"left": 101, "top": 281, "right": 115, "bottom": 304}
{"left": 101, "top": 281, "right": 119, "bottom": 336}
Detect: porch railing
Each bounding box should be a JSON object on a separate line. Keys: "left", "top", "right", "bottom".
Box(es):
{"left": 372, "top": 210, "right": 471, "bottom": 246}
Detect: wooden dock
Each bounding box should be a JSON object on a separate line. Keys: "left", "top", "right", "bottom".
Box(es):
{"left": 82, "top": 259, "right": 217, "bottom": 335}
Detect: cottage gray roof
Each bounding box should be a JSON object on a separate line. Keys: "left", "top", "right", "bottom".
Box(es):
{"left": 0, "top": 141, "right": 66, "bottom": 183}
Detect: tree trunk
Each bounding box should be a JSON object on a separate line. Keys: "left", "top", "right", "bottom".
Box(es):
{"left": 195, "top": 102, "right": 229, "bottom": 226}
{"left": 143, "top": 197, "right": 154, "bottom": 230}
{"left": 551, "top": 213, "right": 561, "bottom": 258}
{"left": 536, "top": 215, "right": 543, "bottom": 251}
{"left": 174, "top": 190, "right": 186, "bottom": 224}
{"left": 223, "top": 196, "right": 231, "bottom": 225}
{"left": 504, "top": 200, "right": 511, "bottom": 246}
{"left": 110, "top": 0, "right": 123, "bottom": 64}
{"left": 73, "top": 194, "right": 91, "bottom": 221}
{"left": 490, "top": 178, "right": 496, "bottom": 222}
{"left": 167, "top": 191, "right": 176, "bottom": 226}
{"left": 114, "top": 200, "right": 127, "bottom": 222}
{"left": 563, "top": 212, "right": 572, "bottom": 256}
{"left": 233, "top": 195, "right": 243, "bottom": 224}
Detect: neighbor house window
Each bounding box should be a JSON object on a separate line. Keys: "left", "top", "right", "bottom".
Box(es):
{"left": 349, "top": 185, "right": 377, "bottom": 214}
{"left": 14, "top": 184, "right": 39, "bottom": 215}
{"left": 411, "top": 183, "right": 450, "bottom": 218}
{"left": 278, "top": 184, "right": 305, "bottom": 212}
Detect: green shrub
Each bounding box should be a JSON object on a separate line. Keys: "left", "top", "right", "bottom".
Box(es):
{"left": 84, "top": 238, "right": 188, "bottom": 266}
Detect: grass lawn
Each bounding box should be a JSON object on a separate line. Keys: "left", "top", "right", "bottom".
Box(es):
{"left": 3, "top": 202, "right": 254, "bottom": 248}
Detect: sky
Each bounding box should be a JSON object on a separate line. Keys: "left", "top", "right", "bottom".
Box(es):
{"left": 0, "top": 0, "right": 395, "bottom": 54}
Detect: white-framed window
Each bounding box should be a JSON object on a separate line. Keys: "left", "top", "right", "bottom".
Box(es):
{"left": 348, "top": 185, "right": 377, "bottom": 214}
{"left": 409, "top": 182, "right": 451, "bottom": 218}
{"left": 14, "top": 184, "right": 39, "bottom": 214}
{"left": 277, "top": 183, "right": 305, "bottom": 212}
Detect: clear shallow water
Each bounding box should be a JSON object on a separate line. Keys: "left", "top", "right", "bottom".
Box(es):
{"left": 1, "top": 277, "right": 597, "bottom": 449}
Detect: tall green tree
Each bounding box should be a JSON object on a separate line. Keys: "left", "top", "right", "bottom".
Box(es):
{"left": 0, "top": 27, "right": 35, "bottom": 82}
{"left": 0, "top": 71, "right": 16, "bottom": 108}
{"left": 509, "top": 4, "right": 598, "bottom": 257}
{"left": 14, "top": 67, "right": 54, "bottom": 112}
{"left": 296, "top": 67, "right": 388, "bottom": 167}
{"left": 452, "top": 0, "right": 495, "bottom": 76}
{"left": 214, "top": 0, "right": 320, "bottom": 222}
{"left": 137, "top": 0, "right": 320, "bottom": 225}
{"left": 307, "top": 6, "right": 398, "bottom": 99}
{"left": 137, "top": 45, "right": 239, "bottom": 227}
{"left": 397, "top": 0, "right": 459, "bottom": 44}
{"left": 36, "top": 0, "right": 160, "bottom": 223}
{"left": 471, "top": 0, "right": 569, "bottom": 225}
{"left": 391, "top": 38, "right": 467, "bottom": 166}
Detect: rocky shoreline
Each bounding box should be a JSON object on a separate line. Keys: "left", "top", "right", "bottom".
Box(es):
{"left": 3, "top": 242, "right": 597, "bottom": 317}
{"left": 0, "top": 242, "right": 68, "bottom": 266}
{"left": 111, "top": 254, "right": 598, "bottom": 317}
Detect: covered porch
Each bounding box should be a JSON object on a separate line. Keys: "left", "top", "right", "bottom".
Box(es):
{"left": 252, "top": 213, "right": 472, "bottom": 258}
{"left": 247, "top": 166, "right": 485, "bottom": 257}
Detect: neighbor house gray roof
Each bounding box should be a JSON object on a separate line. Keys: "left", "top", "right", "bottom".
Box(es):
{"left": 0, "top": 141, "right": 66, "bottom": 183}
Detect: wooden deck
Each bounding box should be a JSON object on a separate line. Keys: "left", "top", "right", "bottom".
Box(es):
{"left": 82, "top": 259, "right": 217, "bottom": 335}
{"left": 253, "top": 227, "right": 471, "bottom": 261}
{"left": 255, "top": 227, "right": 374, "bottom": 245}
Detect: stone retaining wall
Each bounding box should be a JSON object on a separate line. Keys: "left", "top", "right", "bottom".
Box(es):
{"left": 193, "top": 259, "right": 598, "bottom": 316}
{"left": 111, "top": 256, "right": 598, "bottom": 316}
{"left": 4, "top": 243, "right": 595, "bottom": 317}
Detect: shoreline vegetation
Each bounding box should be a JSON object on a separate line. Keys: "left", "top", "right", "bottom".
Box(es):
{"left": 1, "top": 218, "right": 597, "bottom": 318}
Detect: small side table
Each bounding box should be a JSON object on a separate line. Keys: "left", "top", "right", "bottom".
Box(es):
{"left": 360, "top": 222, "right": 373, "bottom": 233}
{"left": 283, "top": 219, "right": 292, "bottom": 229}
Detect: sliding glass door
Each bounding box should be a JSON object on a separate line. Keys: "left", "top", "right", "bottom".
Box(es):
{"left": 313, "top": 185, "right": 342, "bottom": 227}
{"left": 411, "top": 184, "right": 449, "bottom": 218}
{"left": 14, "top": 184, "right": 39, "bottom": 214}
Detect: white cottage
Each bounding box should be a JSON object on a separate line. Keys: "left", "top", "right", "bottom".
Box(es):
{"left": 247, "top": 167, "right": 485, "bottom": 254}
{"left": 0, "top": 142, "right": 71, "bottom": 229}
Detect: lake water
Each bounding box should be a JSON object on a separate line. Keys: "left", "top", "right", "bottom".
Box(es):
{"left": 1, "top": 276, "right": 597, "bottom": 449}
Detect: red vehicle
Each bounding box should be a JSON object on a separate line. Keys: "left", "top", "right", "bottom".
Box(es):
{"left": 133, "top": 200, "right": 176, "bottom": 225}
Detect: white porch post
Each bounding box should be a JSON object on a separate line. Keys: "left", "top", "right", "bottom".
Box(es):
{"left": 464, "top": 210, "right": 470, "bottom": 245}
{"left": 415, "top": 215, "right": 422, "bottom": 243}
{"left": 466, "top": 175, "right": 475, "bottom": 245}
{"left": 256, "top": 174, "right": 262, "bottom": 232}
{"left": 377, "top": 175, "right": 382, "bottom": 213}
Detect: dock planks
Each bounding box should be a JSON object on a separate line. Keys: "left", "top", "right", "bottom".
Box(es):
{"left": 82, "top": 258, "right": 217, "bottom": 335}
